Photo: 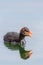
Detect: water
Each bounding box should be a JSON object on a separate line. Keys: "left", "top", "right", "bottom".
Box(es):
{"left": 0, "top": 0, "right": 43, "bottom": 65}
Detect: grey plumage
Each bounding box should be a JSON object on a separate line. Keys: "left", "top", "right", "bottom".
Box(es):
{"left": 4, "top": 32, "right": 19, "bottom": 42}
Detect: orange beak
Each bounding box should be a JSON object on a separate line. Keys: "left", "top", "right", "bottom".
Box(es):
{"left": 25, "top": 31, "right": 32, "bottom": 37}
{"left": 25, "top": 50, "right": 32, "bottom": 58}
{"left": 28, "top": 50, "right": 32, "bottom": 58}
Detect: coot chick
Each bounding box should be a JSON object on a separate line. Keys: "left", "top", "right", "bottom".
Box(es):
{"left": 4, "top": 27, "right": 32, "bottom": 45}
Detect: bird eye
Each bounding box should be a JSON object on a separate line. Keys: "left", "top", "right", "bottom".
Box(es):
{"left": 24, "top": 29, "right": 26, "bottom": 31}
{"left": 24, "top": 29, "right": 28, "bottom": 32}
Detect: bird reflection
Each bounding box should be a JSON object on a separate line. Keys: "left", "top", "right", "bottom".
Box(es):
{"left": 4, "top": 41, "right": 32, "bottom": 59}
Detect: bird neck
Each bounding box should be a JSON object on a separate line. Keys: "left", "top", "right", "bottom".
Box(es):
{"left": 19, "top": 33, "right": 25, "bottom": 42}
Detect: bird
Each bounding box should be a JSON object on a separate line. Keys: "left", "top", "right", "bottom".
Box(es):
{"left": 4, "top": 27, "right": 32, "bottom": 45}
{"left": 3, "top": 27, "right": 32, "bottom": 59}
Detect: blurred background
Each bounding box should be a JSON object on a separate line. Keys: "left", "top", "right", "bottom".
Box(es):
{"left": 0, "top": 0, "right": 43, "bottom": 65}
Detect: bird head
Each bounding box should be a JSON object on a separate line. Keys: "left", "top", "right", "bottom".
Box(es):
{"left": 20, "top": 27, "right": 32, "bottom": 37}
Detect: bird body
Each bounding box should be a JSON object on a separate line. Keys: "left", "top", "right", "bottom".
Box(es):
{"left": 4, "top": 32, "right": 25, "bottom": 48}
{"left": 4, "top": 32, "right": 19, "bottom": 42}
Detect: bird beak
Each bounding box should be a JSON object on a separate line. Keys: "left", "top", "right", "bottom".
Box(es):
{"left": 28, "top": 50, "right": 32, "bottom": 58}
{"left": 25, "top": 50, "right": 32, "bottom": 58}
{"left": 25, "top": 31, "right": 32, "bottom": 37}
